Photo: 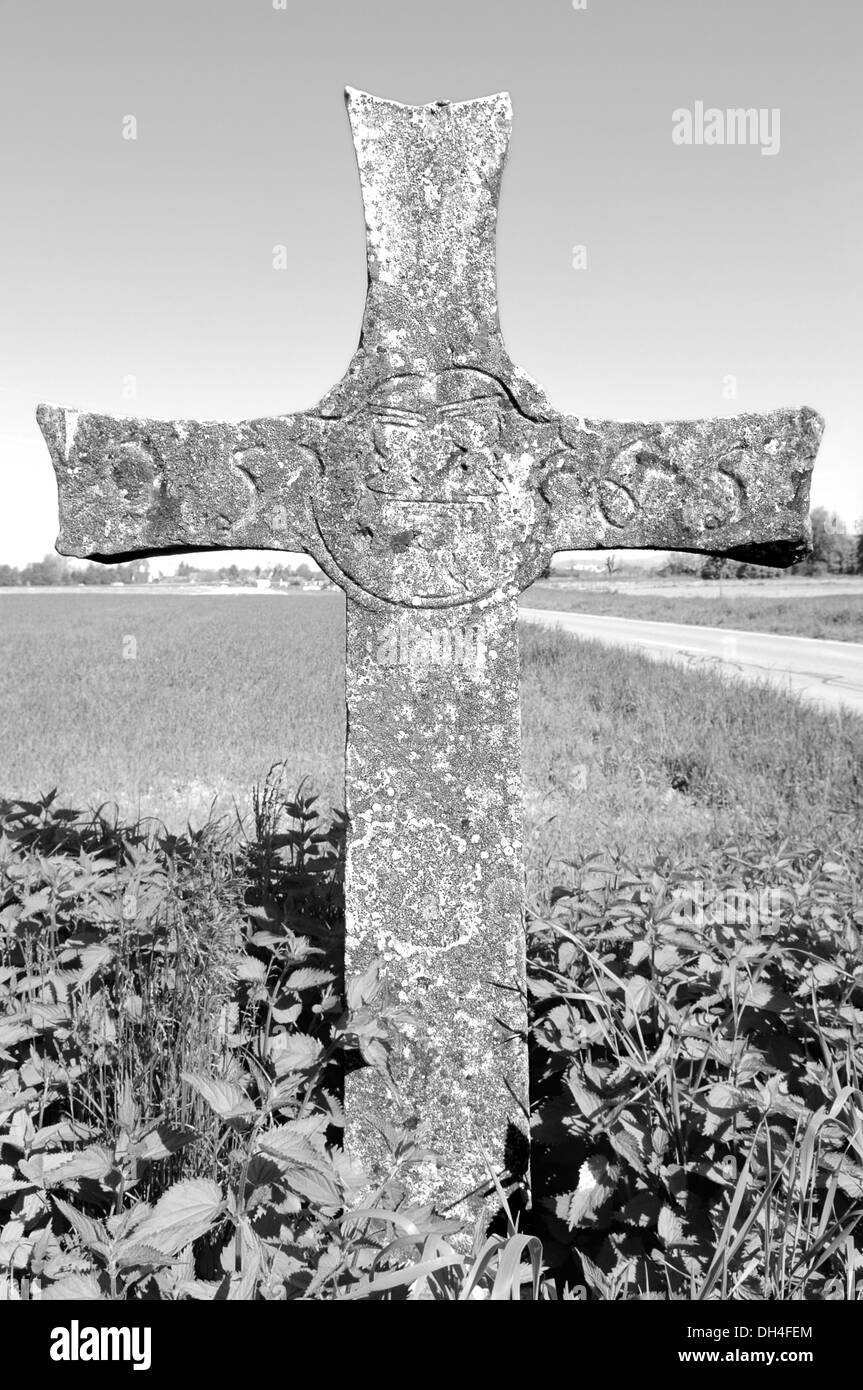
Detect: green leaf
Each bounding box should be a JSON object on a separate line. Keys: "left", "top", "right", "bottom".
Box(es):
{"left": 257, "top": 1126, "right": 322, "bottom": 1168}
{"left": 0, "top": 1164, "right": 29, "bottom": 1197}
{"left": 625, "top": 977, "right": 652, "bottom": 1016}
{"left": 51, "top": 1196, "right": 108, "bottom": 1256}
{"left": 236, "top": 958, "right": 267, "bottom": 982}
{"left": 281, "top": 1164, "right": 341, "bottom": 1208}
{"left": 658, "top": 1204, "right": 684, "bottom": 1246}
{"left": 75, "top": 943, "right": 114, "bottom": 984}
{"left": 20, "top": 1147, "right": 115, "bottom": 1189}
{"left": 133, "top": 1179, "right": 223, "bottom": 1255}
{"left": 274, "top": 1034, "right": 323, "bottom": 1076}
{"left": 31, "top": 1120, "right": 95, "bottom": 1152}
{"left": 707, "top": 1082, "right": 751, "bottom": 1112}
{"left": 742, "top": 981, "right": 794, "bottom": 1013}
{"left": 43, "top": 1272, "right": 104, "bottom": 1300}
{"left": 115, "top": 1242, "right": 178, "bottom": 1269}
{"left": 131, "top": 1124, "right": 196, "bottom": 1164}
{"left": 347, "top": 961, "right": 381, "bottom": 1012}
{"left": 286, "top": 968, "right": 335, "bottom": 992}
{"left": 182, "top": 1073, "right": 257, "bottom": 1120}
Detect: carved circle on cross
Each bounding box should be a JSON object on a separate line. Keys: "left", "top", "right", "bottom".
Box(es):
{"left": 305, "top": 360, "right": 560, "bottom": 610}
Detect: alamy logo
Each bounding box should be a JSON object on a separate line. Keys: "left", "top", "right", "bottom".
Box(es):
{"left": 672, "top": 101, "right": 780, "bottom": 156}
{"left": 49, "top": 1320, "right": 151, "bottom": 1372}
{"left": 375, "top": 621, "right": 486, "bottom": 672}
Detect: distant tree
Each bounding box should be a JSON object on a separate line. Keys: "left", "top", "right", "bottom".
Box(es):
{"left": 604, "top": 553, "right": 618, "bottom": 574}
{"left": 0, "top": 564, "right": 21, "bottom": 586}
{"left": 809, "top": 506, "right": 847, "bottom": 570}
{"left": 80, "top": 563, "right": 112, "bottom": 585}
{"left": 701, "top": 555, "right": 733, "bottom": 580}
{"left": 659, "top": 552, "right": 701, "bottom": 577}
{"left": 837, "top": 534, "right": 858, "bottom": 574}
{"left": 21, "top": 552, "right": 69, "bottom": 586}
{"left": 857, "top": 529, "right": 863, "bottom": 575}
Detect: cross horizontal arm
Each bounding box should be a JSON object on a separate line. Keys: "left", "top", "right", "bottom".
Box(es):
{"left": 36, "top": 404, "right": 321, "bottom": 560}
{"left": 547, "top": 406, "right": 823, "bottom": 566}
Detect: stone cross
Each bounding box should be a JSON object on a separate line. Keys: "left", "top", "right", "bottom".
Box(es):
{"left": 37, "top": 89, "right": 823, "bottom": 1232}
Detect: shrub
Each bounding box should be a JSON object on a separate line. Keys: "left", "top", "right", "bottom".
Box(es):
{"left": 529, "top": 847, "right": 863, "bottom": 1298}
{"left": 2, "top": 777, "right": 862, "bottom": 1299}
{"left": 0, "top": 780, "right": 544, "bottom": 1301}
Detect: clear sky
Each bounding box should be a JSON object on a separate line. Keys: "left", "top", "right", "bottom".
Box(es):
{"left": 1, "top": 0, "right": 860, "bottom": 570}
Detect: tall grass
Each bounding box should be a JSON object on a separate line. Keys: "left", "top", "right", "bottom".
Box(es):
{"left": 520, "top": 625, "right": 862, "bottom": 898}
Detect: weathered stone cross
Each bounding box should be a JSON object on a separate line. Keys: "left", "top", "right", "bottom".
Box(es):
{"left": 37, "top": 89, "right": 822, "bottom": 1231}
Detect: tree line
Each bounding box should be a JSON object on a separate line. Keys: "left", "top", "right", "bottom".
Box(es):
{"left": 0, "top": 556, "right": 323, "bottom": 586}
{"left": 0, "top": 556, "right": 149, "bottom": 586}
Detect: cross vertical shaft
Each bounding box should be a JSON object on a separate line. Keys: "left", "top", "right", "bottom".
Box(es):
{"left": 344, "top": 599, "right": 529, "bottom": 1222}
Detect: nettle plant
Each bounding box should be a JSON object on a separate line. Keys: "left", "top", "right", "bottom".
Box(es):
{"left": 2, "top": 771, "right": 862, "bottom": 1299}
{"left": 0, "top": 775, "right": 545, "bottom": 1301}
{"left": 528, "top": 846, "right": 863, "bottom": 1299}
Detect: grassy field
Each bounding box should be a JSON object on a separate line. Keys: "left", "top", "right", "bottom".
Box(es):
{"left": 1, "top": 592, "right": 861, "bottom": 890}
{"left": 0, "top": 593, "right": 346, "bottom": 828}
{"left": 521, "top": 584, "right": 863, "bottom": 642}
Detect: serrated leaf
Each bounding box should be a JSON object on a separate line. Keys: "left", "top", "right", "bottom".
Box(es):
{"left": 274, "top": 1034, "right": 323, "bottom": 1076}
{"left": 31, "top": 1120, "right": 95, "bottom": 1152}
{"left": 527, "top": 975, "right": 560, "bottom": 1000}
{"left": 21, "top": 1147, "right": 115, "bottom": 1188}
{"left": 707, "top": 1082, "right": 751, "bottom": 1111}
{"left": 658, "top": 1204, "right": 684, "bottom": 1246}
{"left": 560, "top": 1156, "right": 618, "bottom": 1227}
{"left": 75, "top": 943, "right": 114, "bottom": 984}
{"left": 0, "top": 1086, "right": 39, "bottom": 1115}
{"left": 131, "top": 1124, "right": 196, "bottom": 1164}
{"left": 743, "top": 981, "right": 794, "bottom": 1013}
{"left": 286, "top": 968, "right": 335, "bottom": 992}
{"left": 250, "top": 931, "right": 285, "bottom": 949}
{"left": 283, "top": 1164, "right": 342, "bottom": 1207}
{"left": 182, "top": 1072, "right": 256, "bottom": 1120}
{"left": 346, "top": 961, "right": 381, "bottom": 1012}
{"left": 43, "top": 1272, "right": 104, "bottom": 1300}
{"left": 115, "top": 1242, "right": 178, "bottom": 1268}
{"left": 52, "top": 1196, "right": 108, "bottom": 1254}
{"left": 257, "top": 1127, "right": 321, "bottom": 1168}
{"left": 134, "top": 1179, "right": 223, "bottom": 1255}
{"left": 17, "top": 890, "right": 52, "bottom": 919}
{"left": 30, "top": 1003, "right": 71, "bottom": 1031}
{"left": 0, "top": 1164, "right": 30, "bottom": 1196}
{"left": 236, "top": 957, "right": 267, "bottom": 982}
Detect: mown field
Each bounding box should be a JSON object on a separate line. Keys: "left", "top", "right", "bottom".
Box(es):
{"left": 521, "top": 585, "right": 863, "bottom": 643}
{"left": 0, "top": 593, "right": 346, "bottom": 829}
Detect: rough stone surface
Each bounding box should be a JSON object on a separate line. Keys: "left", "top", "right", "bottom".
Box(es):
{"left": 345, "top": 599, "right": 528, "bottom": 1225}
{"left": 36, "top": 87, "right": 824, "bottom": 1231}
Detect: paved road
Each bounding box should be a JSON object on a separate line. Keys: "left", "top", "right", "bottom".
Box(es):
{"left": 520, "top": 608, "right": 863, "bottom": 717}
